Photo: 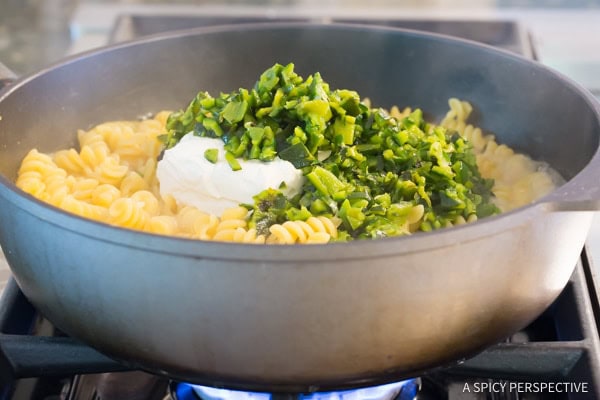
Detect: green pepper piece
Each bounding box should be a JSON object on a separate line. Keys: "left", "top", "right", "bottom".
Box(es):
{"left": 296, "top": 100, "right": 333, "bottom": 121}
{"left": 221, "top": 100, "right": 248, "bottom": 124}
{"left": 285, "top": 206, "right": 313, "bottom": 221}
{"left": 204, "top": 148, "right": 219, "bottom": 164}
{"left": 310, "top": 199, "right": 329, "bottom": 214}
{"left": 225, "top": 151, "right": 242, "bottom": 171}
{"left": 339, "top": 199, "right": 366, "bottom": 230}
{"left": 202, "top": 118, "right": 223, "bottom": 137}
{"left": 306, "top": 166, "right": 347, "bottom": 197}
{"left": 333, "top": 115, "right": 356, "bottom": 145}
{"left": 256, "top": 64, "right": 282, "bottom": 93}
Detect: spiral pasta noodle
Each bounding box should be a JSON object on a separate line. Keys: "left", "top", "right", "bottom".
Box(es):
{"left": 267, "top": 216, "right": 341, "bottom": 244}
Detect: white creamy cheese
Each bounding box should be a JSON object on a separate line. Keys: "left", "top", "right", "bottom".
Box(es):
{"left": 156, "top": 133, "right": 305, "bottom": 215}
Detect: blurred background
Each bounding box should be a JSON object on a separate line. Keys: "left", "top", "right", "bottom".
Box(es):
{"left": 1, "top": 0, "right": 599, "bottom": 100}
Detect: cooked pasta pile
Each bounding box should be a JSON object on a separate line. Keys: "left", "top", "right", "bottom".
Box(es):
{"left": 15, "top": 99, "right": 556, "bottom": 244}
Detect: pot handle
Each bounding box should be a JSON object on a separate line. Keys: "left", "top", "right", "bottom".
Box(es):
{"left": 0, "top": 62, "right": 18, "bottom": 90}
{"left": 0, "top": 334, "right": 132, "bottom": 380}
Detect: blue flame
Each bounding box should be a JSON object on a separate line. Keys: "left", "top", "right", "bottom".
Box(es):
{"left": 176, "top": 379, "right": 418, "bottom": 400}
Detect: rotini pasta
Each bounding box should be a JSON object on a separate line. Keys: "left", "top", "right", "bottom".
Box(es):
{"left": 120, "top": 171, "right": 149, "bottom": 197}
{"left": 108, "top": 197, "right": 150, "bottom": 230}
{"left": 14, "top": 99, "right": 558, "bottom": 244}
{"left": 267, "top": 216, "right": 341, "bottom": 244}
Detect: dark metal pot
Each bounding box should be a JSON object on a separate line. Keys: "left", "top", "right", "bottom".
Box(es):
{"left": 0, "top": 23, "right": 599, "bottom": 391}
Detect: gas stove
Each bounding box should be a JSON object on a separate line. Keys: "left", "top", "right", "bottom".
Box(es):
{"left": 1, "top": 14, "right": 600, "bottom": 400}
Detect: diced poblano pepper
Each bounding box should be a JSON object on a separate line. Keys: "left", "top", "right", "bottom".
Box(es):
{"left": 221, "top": 100, "right": 248, "bottom": 124}
{"left": 333, "top": 115, "right": 356, "bottom": 145}
{"left": 225, "top": 151, "right": 241, "bottom": 171}
{"left": 204, "top": 148, "right": 218, "bottom": 164}
{"left": 306, "top": 166, "right": 348, "bottom": 198}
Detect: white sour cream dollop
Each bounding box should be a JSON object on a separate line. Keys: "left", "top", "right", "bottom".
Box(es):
{"left": 157, "top": 133, "right": 305, "bottom": 215}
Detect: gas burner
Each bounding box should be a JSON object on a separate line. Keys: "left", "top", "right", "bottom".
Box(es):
{"left": 170, "top": 379, "right": 420, "bottom": 400}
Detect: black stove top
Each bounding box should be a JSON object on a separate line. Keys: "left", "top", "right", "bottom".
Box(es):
{"left": 1, "top": 15, "right": 599, "bottom": 400}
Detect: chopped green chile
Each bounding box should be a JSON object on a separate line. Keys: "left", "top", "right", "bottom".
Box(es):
{"left": 163, "top": 63, "right": 500, "bottom": 240}
{"left": 224, "top": 151, "right": 241, "bottom": 171}
{"left": 204, "top": 148, "right": 219, "bottom": 164}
